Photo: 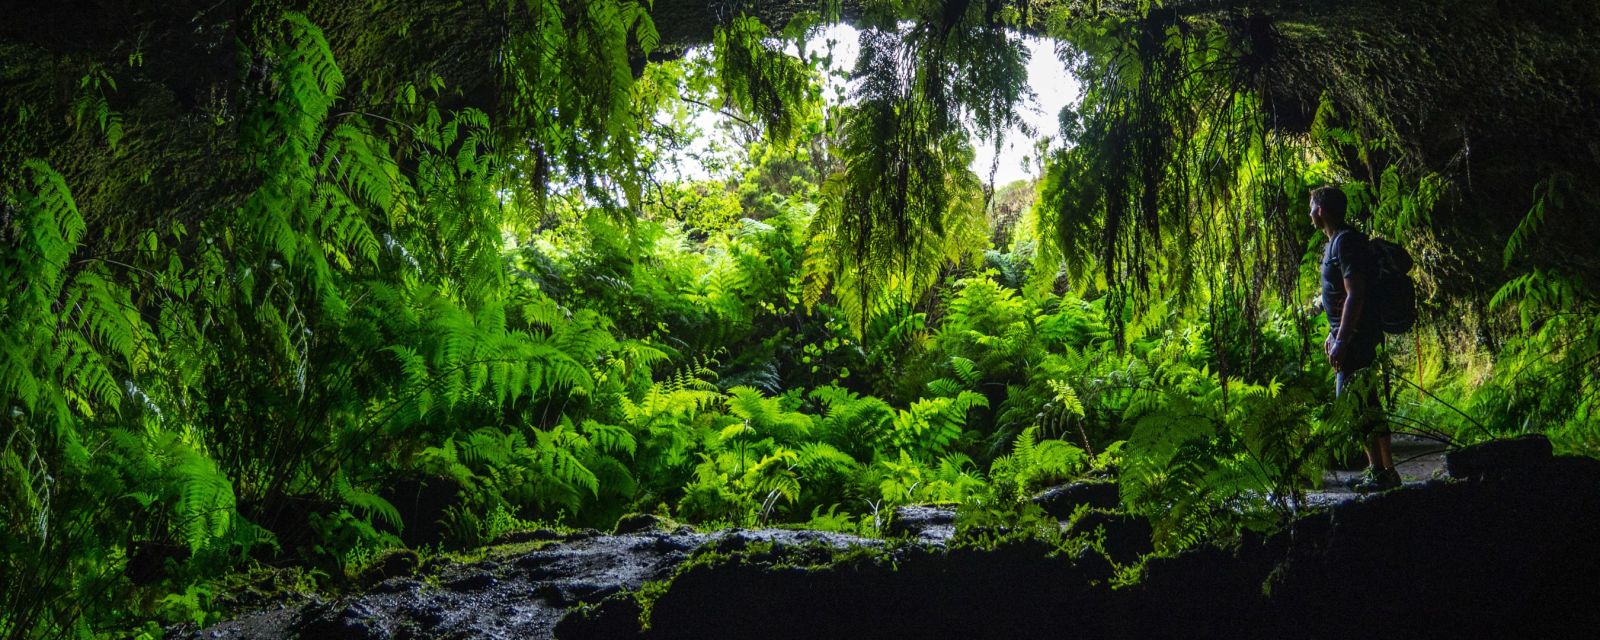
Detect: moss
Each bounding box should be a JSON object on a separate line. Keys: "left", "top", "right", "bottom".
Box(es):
{"left": 616, "top": 536, "right": 906, "bottom": 632}
{"left": 188, "top": 565, "right": 322, "bottom": 623}
{"left": 631, "top": 578, "right": 672, "bottom": 631}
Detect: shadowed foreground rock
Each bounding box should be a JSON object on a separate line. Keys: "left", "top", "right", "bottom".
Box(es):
{"left": 570, "top": 439, "right": 1600, "bottom": 639}
{"left": 193, "top": 438, "right": 1600, "bottom": 639}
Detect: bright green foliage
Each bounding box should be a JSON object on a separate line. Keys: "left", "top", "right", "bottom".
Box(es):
{"left": 1458, "top": 268, "right": 1600, "bottom": 455}
{"left": 990, "top": 426, "right": 1088, "bottom": 499}
{"left": 5, "top": 2, "right": 1599, "bottom": 636}
{"left": 714, "top": 16, "right": 821, "bottom": 145}
{"left": 806, "top": 0, "right": 1030, "bottom": 333}
{"left": 0, "top": 8, "right": 662, "bottom": 636}
{"left": 499, "top": 0, "right": 661, "bottom": 207}
{"left": 1116, "top": 331, "right": 1320, "bottom": 550}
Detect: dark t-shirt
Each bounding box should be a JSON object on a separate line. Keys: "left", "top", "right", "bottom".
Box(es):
{"left": 1321, "top": 229, "right": 1381, "bottom": 349}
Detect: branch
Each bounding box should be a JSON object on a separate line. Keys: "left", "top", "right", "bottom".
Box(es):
{"left": 680, "top": 96, "right": 760, "bottom": 131}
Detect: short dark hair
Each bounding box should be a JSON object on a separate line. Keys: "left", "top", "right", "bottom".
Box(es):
{"left": 1310, "top": 185, "right": 1347, "bottom": 222}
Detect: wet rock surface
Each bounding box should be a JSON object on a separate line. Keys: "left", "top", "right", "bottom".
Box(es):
{"left": 186, "top": 528, "right": 874, "bottom": 640}
{"left": 886, "top": 505, "right": 955, "bottom": 544}
{"left": 1031, "top": 479, "right": 1120, "bottom": 519}
{"left": 193, "top": 437, "right": 1600, "bottom": 639}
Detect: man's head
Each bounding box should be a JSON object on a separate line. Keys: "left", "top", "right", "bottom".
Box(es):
{"left": 1309, "top": 185, "right": 1347, "bottom": 232}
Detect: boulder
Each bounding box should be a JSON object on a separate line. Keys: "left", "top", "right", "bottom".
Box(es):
{"left": 612, "top": 513, "right": 667, "bottom": 535}
{"left": 492, "top": 527, "right": 567, "bottom": 545}
{"left": 1032, "top": 480, "right": 1120, "bottom": 519}
{"left": 355, "top": 549, "right": 419, "bottom": 588}
{"left": 1445, "top": 434, "right": 1553, "bottom": 480}
{"left": 886, "top": 505, "right": 956, "bottom": 541}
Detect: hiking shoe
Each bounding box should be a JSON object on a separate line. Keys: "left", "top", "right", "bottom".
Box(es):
{"left": 1354, "top": 467, "right": 1402, "bottom": 493}
{"left": 1344, "top": 467, "right": 1377, "bottom": 490}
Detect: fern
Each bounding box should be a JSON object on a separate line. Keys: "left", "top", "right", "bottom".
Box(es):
{"left": 713, "top": 16, "right": 820, "bottom": 145}
{"left": 950, "top": 356, "right": 983, "bottom": 387}
{"left": 990, "top": 426, "right": 1087, "bottom": 498}
{"left": 335, "top": 472, "right": 402, "bottom": 531}
{"left": 581, "top": 420, "right": 638, "bottom": 457}
{"left": 1503, "top": 174, "right": 1568, "bottom": 268}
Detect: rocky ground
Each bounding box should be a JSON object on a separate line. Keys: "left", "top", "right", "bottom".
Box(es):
{"left": 185, "top": 525, "right": 878, "bottom": 640}
{"left": 187, "top": 435, "right": 1600, "bottom": 639}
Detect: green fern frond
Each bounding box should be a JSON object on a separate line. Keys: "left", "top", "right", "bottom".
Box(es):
{"left": 335, "top": 472, "right": 402, "bottom": 530}
{"left": 1047, "top": 379, "right": 1085, "bottom": 417}
{"left": 950, "top": 356, "right": 983, "bottom": 387}
{"left": 580, "top": 420, "right": 637, "bottom": 457}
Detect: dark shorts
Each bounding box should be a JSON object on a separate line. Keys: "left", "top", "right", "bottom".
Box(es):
{"left": 1334, "top": 334, "right": 1386, "bottom": 437}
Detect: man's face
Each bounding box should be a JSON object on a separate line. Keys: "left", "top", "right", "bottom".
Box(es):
{"left": 1307, "top": 198, "right": 1321, "bottom": 230}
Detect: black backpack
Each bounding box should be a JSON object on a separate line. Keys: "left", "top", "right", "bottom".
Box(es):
{"left": 1370, "top": 237, "right": 1417, "bottom": 334}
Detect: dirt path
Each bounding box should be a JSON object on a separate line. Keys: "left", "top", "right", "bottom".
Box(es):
{"left": 1309, "top": 434, "right": 1448, "bottom": 508}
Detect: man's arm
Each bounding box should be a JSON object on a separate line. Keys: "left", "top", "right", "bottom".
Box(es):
{"left": 1331, "top": 273, "right": 1367, "bottom": 368}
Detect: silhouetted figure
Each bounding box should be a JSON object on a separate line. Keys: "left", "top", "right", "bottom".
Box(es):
{"left": 1310, "top": 186, "right": 1397, "bottom": 492}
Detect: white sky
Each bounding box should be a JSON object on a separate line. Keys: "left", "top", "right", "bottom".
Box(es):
{"left": 669, "top": 24, "right": 1079, "bottom": 187}
{"left": 971, "top": 34, "right": 1080, "bottom": 185}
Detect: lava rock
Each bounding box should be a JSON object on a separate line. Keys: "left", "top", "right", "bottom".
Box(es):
{"left": 554, "top": 594, "right": 646, "bottom": 640}
{"left": 294, "top": 601, "right": 388, "bottom": 640}
{"left": 368, "top": 577, "right": 423, "bottom": 594}
{"left": 516, "top": 551, "right": 563, "bottom": 577}
{"left": 1032, "top": 480, "right": 1121, "bottom": 519}
{"left": 444, "top": 572, "right": 497, "bottom": 591}
{"left": 356, "top": 549, "right": 419, "bottom": 587}
{"left": 193, "top": 454, "right": 1600, "bottom": 640}
{"left": 1445, "top": 434, "right": 1554, "bottom": 480}
{"left": 886, "top": 505, "right": 956, "bottom": 539}
{"left": 613, "top": 513, "right": 667, "bottom": 534}
{"left": 493, "top": 527, "right": 566, "bottom": 544}
{"left": 396, "top": 601, "right": 446, "bottom": 628}
{"left": 643, "top": 534, "right": 697, "bottom": 553}
{"left": 562, "top": 580, "right": 618, "bottom": 603}
{"left": 532, "top": 583, "right": 574, "bottom": 607}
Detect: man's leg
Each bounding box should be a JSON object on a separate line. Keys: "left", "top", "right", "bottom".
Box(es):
{"left": 1376, "top": 434, "right": 1394, "bottom": 470}
{"left": 1341, "top": 352, "right": 1398, "bottom": 491}
{"left": 1357, "top": 380, "right": 1399, "bottom": 491}
{"left": 1337, "top": 369, "right": 1376, "bottom": 464}
{"left": 1358, "top": 360, "right": 1396, "bottom": 481}
{"left": 1365, "top": 432, "right": 1393, "bottom": 468}
{"left": 1337, "top": 369, "right": 1379, "bottom": 483}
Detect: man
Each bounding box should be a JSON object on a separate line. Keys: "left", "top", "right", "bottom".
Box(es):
{"left": 1310, "top": 185, "right": 1398, "bottom": 492}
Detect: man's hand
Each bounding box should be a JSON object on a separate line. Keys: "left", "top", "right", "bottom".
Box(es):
{"left": 1327, "top": 339, "right": 1346, "bottom": 370}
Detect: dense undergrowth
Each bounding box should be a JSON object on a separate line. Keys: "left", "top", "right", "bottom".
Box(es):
{"left": 3, "top": 1, "right": 1598, "bottom": 637}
